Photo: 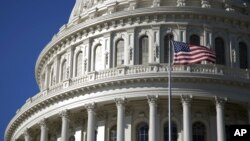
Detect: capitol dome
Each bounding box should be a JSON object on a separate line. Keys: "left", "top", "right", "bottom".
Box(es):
{"left": 5, "top": 0, "right": 250, "bottom": 141}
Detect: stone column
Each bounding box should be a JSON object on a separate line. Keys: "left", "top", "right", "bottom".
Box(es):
{"left": 60, "top": 110, "right": 70, "bottom": 141}
{"left": 39, "top": 119, "right": 48, "bottom": 141}
{"left": 147, "top": 95, "right": 158, "bottom": 141}
{"left": 181, "top": 95, "right": 192, "bottom": 141}
{"left": 23, "top": 128, "right": 31, "bottom": 141}
{"left": 85, "top": 103, "right": 96, "bottom": 141}
{"left": 115, "top": 98, "right": 127, "bottom": 141}
{"left": 215, "top": 97, "right": 227, "bottom": 141}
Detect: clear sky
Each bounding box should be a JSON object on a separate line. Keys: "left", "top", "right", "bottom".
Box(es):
{"left": 0, "top": 0, "right": 75, "bottom": 140}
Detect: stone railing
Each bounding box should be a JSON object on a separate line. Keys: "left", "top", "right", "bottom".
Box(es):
{"left": 49, "top": 64, "right": 249, "bottom": 95}
{"left": 18, "top": 64, "right": 250, "bottom": 114}
{"left": 7, "top": 64, "right": 249, "bottom": 141}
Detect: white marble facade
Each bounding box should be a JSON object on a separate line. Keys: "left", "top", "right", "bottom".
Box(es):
{"left": 5, "top": 0, "right": 250, "bottom": 141}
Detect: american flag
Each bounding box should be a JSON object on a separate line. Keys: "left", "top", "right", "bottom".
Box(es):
{"left": 172, "top": 40, "right": 216, "bottom": 65}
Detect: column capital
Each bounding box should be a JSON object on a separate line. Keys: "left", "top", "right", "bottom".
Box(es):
{"left": 85, "top": 103, "right": 96, "bottom": 111}
{"left": 215, "top": 97, "right": 227, "bottom": 106}
{"left": 114, "top": 98, "right": 127, "bottom": 106}
{"left": 23, "top": 128, "right": 30, "bottom": 136}
{"left": 59, "top": 110, "right": 70, "bottom": 119}
{"left": 147, "top": 95, "right": 158, "bottom": 104}
{"left": 181, "top": 95, "right": 192, "bottom": 104}
{"left": 39, "top": 118, "right": 47, "bottom": 127}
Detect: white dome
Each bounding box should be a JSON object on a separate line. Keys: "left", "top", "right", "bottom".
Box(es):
{"left": 5, "top": 0, "right": 250, "bottom": 141}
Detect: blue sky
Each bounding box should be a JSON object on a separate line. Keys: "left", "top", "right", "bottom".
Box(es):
{"left": 0, "top": 0, "right": 75, "bottom": 139}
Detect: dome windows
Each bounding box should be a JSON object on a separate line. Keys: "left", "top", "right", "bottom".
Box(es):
{"left": 239, "top": 42, "right": 248, "bottom": 69}
{"left": 137, "top": 122, "right": 149, "bottom": 141}
{"left": 215, "top": 37, "right": 226, "bottom": 65}
{"left": 115, "top": 39, "right": 125, "bottom": 67}
{"left": 193, "top": 122, "right": 206, "bottom": 141}
{"left": 139, "top": 36, "right": 149, "bottom": 65}
{"left": 75, "top": 51, "right": 83, "bottom": 77}
{"left": 94, "top": 45, "right": 103, "bottom": 71}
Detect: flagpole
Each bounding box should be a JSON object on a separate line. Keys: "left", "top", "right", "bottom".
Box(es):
{"left": 168, "top": 37, "right": 172, "bottom": 141}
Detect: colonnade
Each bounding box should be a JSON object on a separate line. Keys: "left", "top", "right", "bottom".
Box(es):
{"left": 22, "top": 96, "right": 228, "bottom": 141}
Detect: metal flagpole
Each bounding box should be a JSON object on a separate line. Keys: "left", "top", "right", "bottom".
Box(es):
{"left": 168, "top": 36, "right": 172, "bottom": 141}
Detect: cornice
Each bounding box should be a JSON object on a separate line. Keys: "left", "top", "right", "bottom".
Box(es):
{"left": 35, "top": 7, "right": 250, "bottom": 87}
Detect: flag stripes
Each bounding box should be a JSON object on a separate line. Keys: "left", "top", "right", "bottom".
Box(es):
{"left": 172, "top": 41, "right": 216, "bottom": 65}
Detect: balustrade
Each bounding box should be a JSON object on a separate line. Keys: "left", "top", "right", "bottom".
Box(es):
{"left": 18, "top": 64, "right": 249, "bottom": 114}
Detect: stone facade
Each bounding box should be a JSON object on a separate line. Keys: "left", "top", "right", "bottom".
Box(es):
{"left": 5, "top": 0, "right": 250, "bottom": 141}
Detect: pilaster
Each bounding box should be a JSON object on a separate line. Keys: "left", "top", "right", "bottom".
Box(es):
{"left": 152, "top": 26, "right": 160, "bottom": 63}
{"left": 104, "top": 33, "right": 111, "bottom": 69}
{"left": 127, "top": 28, "right": 135, "bottom": 65}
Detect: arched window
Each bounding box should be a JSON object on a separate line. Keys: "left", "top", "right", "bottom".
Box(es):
{"left": 75, "top": 51, "right": 83, "bottom": 77}
{"left": 190, "top": 34, "right": 200, "bottom": 45}
{"left": 215, "top": 37, "right": 225, "bottom": 65}
{"left": 139, "top": 36, "right": 149, "bottom": 64}
{"left": 137, "top": 122, "right": 148, "bottom": 141}
{"left": 193, "top": 122, "right": 206, "bottom": 141}
{"left": 239, "top": 42, "right": 248, "bottom": 69}
{"left": 164, "top": 121, "right": 178, "bottom": 141}
{"left": 68, "top": 135, "right": 75, "bottom": 141}
{"left": 115, "top": 39, "right": 125, "bottom": 67}
{"left": 94, "top": 45, "right": 103, "bottom": 71}
{"left": 110, "top": 126, "right": 117, "bottom": 141}
{"left": 61, "top": 60, "right": 67, "bottom": 81}
{"left": 164, "top": 34, "right": 174, "bottom": 63}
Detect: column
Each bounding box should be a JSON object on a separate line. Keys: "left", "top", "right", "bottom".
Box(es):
{"left": 85, "top": 103, "right": 96, "bottom": 141}
{"left": 181, "top": 95, "right": 192, "bottom": 141}
{"left": 147, "top": 95, "right": 158, "bottom": 141}
{"left": 215, "top": 97, "right": 227, "bottom": 141}
{"left": 115, "top": 98, "right": 127, "bottom": 141}
{"left": 23, "top": 128, "right": 31, "bottom": 141}
{"left": 60, "top": 110, "right": 70, "bottom": 141}
{"left": 39, "top": 119, "right": 48, "bottom": 141}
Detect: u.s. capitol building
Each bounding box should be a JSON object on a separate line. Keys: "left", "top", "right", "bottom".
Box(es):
{"left": 5, "top": 0, "right": 250, "bottom": 141}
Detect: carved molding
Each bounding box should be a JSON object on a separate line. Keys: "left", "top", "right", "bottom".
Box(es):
{"left": 181, "top": 95, "right": 192, "bottom": 104}
{"left": 23, "top": 128, "right": 30, "bottom": 136}
{"left": 147, "top": 95, "right": 158, "bottom": 105}
{"left": 114, "top": 98, "right": 127, "bottom": 106}
{"left": 215, "top": 96, "right": 227, "bottom": 106}
{"left": 39, "top": 119, "right": 47, "bottom": 128}
{"left": 59, "top": 110, "right": 70, "bottom": 119}
{"left": 85, "top": 103, "right": 96, "bottom": 111}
